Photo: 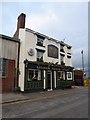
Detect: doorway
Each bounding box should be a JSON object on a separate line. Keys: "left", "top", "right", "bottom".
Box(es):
{"left": 47, "top": 71, "right": 52, "bottom": 90}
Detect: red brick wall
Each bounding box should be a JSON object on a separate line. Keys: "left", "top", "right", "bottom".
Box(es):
{"left": 74, "top": 70, "right": 83, "bottom": 86}
{"left": 74, "top": 70, "right": 83, "bottom": 75}
{"left": 13, "top": 13, "right": 26, "bottom": 38}
{"left": 2, "top": 59, "right": 16, "bottom": 93}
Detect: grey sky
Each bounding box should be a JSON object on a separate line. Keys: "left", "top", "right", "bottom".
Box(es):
{"left": 0, "top": 2, "right": 88, "bottom": 70}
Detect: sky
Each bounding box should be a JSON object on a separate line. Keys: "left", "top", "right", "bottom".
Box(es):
{"left": 0, "top": 1, "right": 88, "bottom": 72}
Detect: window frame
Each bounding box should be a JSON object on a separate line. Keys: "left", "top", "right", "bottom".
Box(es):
{"left": 37, "top": 35, "right": 45, "bottom": 47}
{"left": 67, "top": 55, "right": 71, "bottom": 58}
{"left": 60, "top": 54, "right": 65, "bottom": 62}
{"left": 67, "top": 72, "right": 72, "bottom": 80}
{"left": 60, "top": 44, "right": 65, "bottom": 52}
{"left": 37, "top": 50, "right": 44, "bottom": 62}
{"left": 1, "top": 58, "right": 8, "bottom": 78}
{"left": 48, "top": 45, "right": 58, "bottom": 58}
{"left": 57, "top": 71, "right": 64, "bottom": 80}
{"left": 27, "top": 69, "right": 41, "bottom": 81}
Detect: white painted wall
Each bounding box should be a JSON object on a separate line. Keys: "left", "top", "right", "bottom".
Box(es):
{"left": 19, "top": 29, "right": 72, "bottom": 67}
{"left": 43, "top": 38, "right": 60, "bottom": 64}
{"left": 64, "top": 46, "right": 72, "bottom": 66}
{"left": 54, "top": 71, "right": 56, "bottom": 88}
{"left": 0, "top": 38, "right": 2, "bottom": 58}
{"left": 18, "top": 29, "right": 26, "bottom": 91}
{"left": 24, "top": 31, "right": 37, "bottom": 61}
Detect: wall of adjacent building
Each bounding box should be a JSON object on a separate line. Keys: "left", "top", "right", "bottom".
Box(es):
{"left": 2, "top": 39, "right": 18, "bottom": 60}
{"left": 1, "top": 37, "right": 18, "bottom": 92}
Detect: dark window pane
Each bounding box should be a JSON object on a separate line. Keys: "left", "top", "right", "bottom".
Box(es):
{"left": 28, "top": 70, "right": 40, "bottom": 81}
{"left": 37, "top": 50, "right": 44, "bottom": 62}
{"left": 37, "top": 35, "right": 44, "bottom": 46}
{"left": 48, "top": 45, "right": 58, "bottom": 58}
{"left": 0, "top": 58, "right": 8, "bottom": 77}
{"left": 0, "top": 58, "right": 2, "bottom": 77}
{"left": 57, "top": 72, "right": 63, "bottom": 80}
{"left": 28, "top": 70, "right": 34, "bottom": 80}
{"left": 3, "top": 59, "right": 8, "bottom": 77}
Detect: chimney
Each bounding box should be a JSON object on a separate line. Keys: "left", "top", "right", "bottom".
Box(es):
{"left": 17, "top": 13, "right": 26, "bottom": 30}
{"left": 13, "top": 13, "right": 26, "bottom": 38}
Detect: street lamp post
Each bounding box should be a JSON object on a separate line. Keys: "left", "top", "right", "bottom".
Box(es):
{"left": 81, "top": 50, "right": 84, "bottom": 80}
{"left": 81, "top": 50, "right": 84, "bottom": 72}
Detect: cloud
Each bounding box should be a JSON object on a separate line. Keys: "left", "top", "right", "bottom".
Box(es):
{"left": 1, "top": 2, "right": 88, "bottom": 71}
{"left": 26, "top": 10, "right": 57, "bottom": 32}
{"left": 72, "top": 47, "right": 88, "bottom": 70}
{"left": 25, "top": 3, "right": 88, "bottom": 71}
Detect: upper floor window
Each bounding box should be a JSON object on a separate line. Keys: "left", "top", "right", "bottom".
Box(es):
{"left": 67, "top": 46, "right": 71, "bottom": 49}
{"left": 60, "top": 54, "right": 64, "bottom": 61}
{"left": 37, "top": 35, "right": 45, "bottom": 46}
{"left": 60, "top": 43, "right": 65, "bottom": 53}
{"left": 37, "top": 50, "right": 44, "bottom": 62}
{"left": 60, "top": 54, "right": 65, "bottom": 65}
{"left": 48, "top": 45, "right": 58, "bottom": 58}
{"left": 67, "top": 55, "right": 71, "bottom": 58}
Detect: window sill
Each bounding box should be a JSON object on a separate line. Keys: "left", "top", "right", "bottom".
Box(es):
{"left": 60, "top": 50, "right": 65, "bottom": 53}
{"left": 67, "top": 52, "right": 71, "bottom": 55}
{"left": 2, "top": 75, "right": 7, "bottom": 79}
{"left": 36, "top": 44, "right": 45, "bottom": 47}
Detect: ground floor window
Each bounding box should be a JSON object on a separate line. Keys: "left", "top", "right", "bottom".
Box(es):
{"left": 57, "top": 71, "right": 65, "bottom": 80}
{"left": 28, "top": 69, "right": 41, "bottom": 81}
{"left": 0, "top": 58, "right": 8, "bottom": 78}
{"left": 67, "top": 72, "right": 72, "bottom": 80}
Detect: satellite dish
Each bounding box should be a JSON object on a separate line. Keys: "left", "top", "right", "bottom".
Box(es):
{"left": 28, "top": 48, "right": 34, "bottom": 56}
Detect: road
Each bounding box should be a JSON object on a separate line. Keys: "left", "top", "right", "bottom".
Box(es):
{"left": 2, "top": 87, "right": 88, "bottom": 118}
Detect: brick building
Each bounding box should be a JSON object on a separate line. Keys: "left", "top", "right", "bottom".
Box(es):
{"left": 74, "top": 70, "right": 83, "bottom": 86}
{"left": 0, "top": 35, "right": 19, "bottom": 93}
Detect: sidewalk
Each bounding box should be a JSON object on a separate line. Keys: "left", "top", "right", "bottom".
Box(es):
{"left": 2, "top": 92, "right": 29, "bottom": 104}
{"left": 2, "top": 86, "right": 77, "bottom": 104}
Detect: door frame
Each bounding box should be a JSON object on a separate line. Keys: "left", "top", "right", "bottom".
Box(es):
{"left": 47, "top": 71, "right": 52, "bottom": 90}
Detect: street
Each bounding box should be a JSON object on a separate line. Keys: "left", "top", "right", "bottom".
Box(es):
{"left": 2, "top": 87, "right": 88, "bottom": 118}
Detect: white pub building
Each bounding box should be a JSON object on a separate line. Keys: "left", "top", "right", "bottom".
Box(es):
{"left": 14, "top": 13, "right": 74, "bottom": 92}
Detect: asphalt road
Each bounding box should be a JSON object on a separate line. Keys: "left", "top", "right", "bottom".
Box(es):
{"left": 2, "top": 87, "right": 88, "bottom": 118}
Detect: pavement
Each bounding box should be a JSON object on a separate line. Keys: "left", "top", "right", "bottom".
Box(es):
{"left": 1, "top": 86, "right": 79, "bottom": 104}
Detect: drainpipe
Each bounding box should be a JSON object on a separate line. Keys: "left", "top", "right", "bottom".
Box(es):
{"left": 16, "top": 41, "right": 20, "bottom": 90}
{"left": 14, "top": 41, "right": 20, "bottom": 92}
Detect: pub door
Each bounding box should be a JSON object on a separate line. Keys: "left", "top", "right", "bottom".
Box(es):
{"left": 47, "top": 71, "right": 52, "bottom": 90}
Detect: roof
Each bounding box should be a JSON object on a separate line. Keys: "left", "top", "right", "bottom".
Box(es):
{"left": 0, "top": 34, "right": 20, "bottom": 43}
{"left": 25, "top": 28, "right": 72, "bottom": 48}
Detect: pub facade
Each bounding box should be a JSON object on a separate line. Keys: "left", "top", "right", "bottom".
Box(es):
{"left": 14, "top": 13, "right": 74, "bottom": 92}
